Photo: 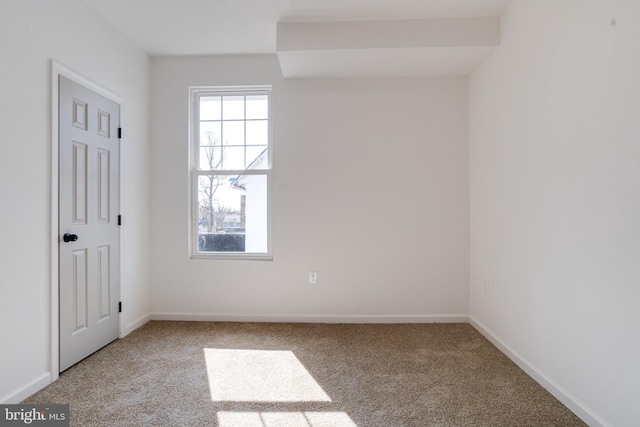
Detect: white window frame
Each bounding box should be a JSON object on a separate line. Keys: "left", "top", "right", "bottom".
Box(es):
{"left": 189, "top": 86, "right": 273, "bottom": 260}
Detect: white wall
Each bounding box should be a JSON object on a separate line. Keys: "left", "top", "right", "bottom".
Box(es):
{"left": 470, "top": 1, "right": 640, "bottom": 425}
{"left": 150, "top": 55, "right": 469, "bottom": 321}
{"left": 0, "top": 0, "right": 150, "bottom": 403}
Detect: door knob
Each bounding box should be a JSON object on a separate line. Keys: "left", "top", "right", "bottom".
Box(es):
{"left": 63, "top": 233, "right": 78, "bottom": 242}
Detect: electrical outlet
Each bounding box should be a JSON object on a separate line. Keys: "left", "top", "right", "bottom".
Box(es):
{"left": 484, "top": 279, "right": 490, "bottom": 293}
{"left": 309, "top": 272, "right": 318, "bottom": 284}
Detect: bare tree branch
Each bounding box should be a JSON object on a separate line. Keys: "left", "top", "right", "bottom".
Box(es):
{"left": 198, "top": 131, "right": 241, "bottom": 233}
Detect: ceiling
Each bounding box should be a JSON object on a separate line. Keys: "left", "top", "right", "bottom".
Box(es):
{"left": 81, "top": 0, "right": 511, "bottom": 77}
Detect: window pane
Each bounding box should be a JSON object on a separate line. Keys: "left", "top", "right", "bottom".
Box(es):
{"left": 222, "top": 121, "right": 244, "bottom": 146}
{"left": 246, "top": 120, "right": 268, "bottom": 146}
{"left": 221, "top": 146, "right": 244, "bottom": 170}
{"left": 197, "top": 174, "right": 268, "bottom": 253}
{"left": 246, "top": 95, "right": 268, "bottom": 119}
{"left": 200, "top": 146, "right": 222, "bottom": 170}
{"left": 200, "top": 96, "right": 221, "bottom": 120}
{"left": 223, "top": 96, "right": 245, "bottom": 120}
{"left": 246, "top": 146, "right": 268, "bottom": 169}
{"left": 200, "top": 121, "right": 221, "bottom": 146}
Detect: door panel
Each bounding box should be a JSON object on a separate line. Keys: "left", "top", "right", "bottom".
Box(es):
{"left": 72, "top": 142, "right": 88, "bottom": 224}
{"left": 97, "top": 149, "right": 110, "bottom": 223}
{"left": 59, "top": 76, "right": 120, "bottom": 372}
{"left": 71, "top": 249, "right": 88, "bottom": 333}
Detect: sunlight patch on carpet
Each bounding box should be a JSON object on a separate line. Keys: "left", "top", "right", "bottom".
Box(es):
{"left": 217, "top": 411, "right": 357, "bottom": 427}
{"left": 204, "top": 349, "right": 332, "bottom": 402}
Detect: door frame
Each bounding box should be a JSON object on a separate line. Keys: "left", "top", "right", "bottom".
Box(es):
{"left": 50, "top": 60, "right": 124, "bottom": 380}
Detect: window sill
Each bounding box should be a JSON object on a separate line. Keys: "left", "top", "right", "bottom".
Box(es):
{"left": 190, "top": 253, "right": 273, "bottom": 261}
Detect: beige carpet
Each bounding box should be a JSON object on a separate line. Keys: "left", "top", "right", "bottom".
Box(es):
{"left": 25, "top": 321, "right": 586, "bottom": 426}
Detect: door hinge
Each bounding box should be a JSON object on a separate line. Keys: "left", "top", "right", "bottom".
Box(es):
{"left": 118, "top": 128, "right": 122, "bottom": 139}
{"left": 117, "top": 215, "right": 122, "bottom": 226}
{"left": 119, "top": 302, "right": 122, "bottom": 313}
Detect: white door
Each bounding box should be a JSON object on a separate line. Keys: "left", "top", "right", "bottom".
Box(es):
{"left": 59, "top": 76, "right": 120, "bottom": 372}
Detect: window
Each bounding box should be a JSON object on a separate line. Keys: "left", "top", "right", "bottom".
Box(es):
{"left": 190, "top": 86, "right": 272, "bottom": 259}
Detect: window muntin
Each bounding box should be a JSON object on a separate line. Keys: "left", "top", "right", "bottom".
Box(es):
{"left": 191, "top": 87, "right": 272, "bottom": 259}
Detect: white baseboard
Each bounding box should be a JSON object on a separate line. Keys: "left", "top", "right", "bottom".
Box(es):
{"left": 121, "top": 313, "right": 151, "bottom": 338}
{"left": 151, "top": 312, "right": 469, "bottom": 324}
{"left": 0, "top": 373, "right": 51, "bottom": 404}
{"left": 469, "top": 316, "right": 610, "bottom": 427}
